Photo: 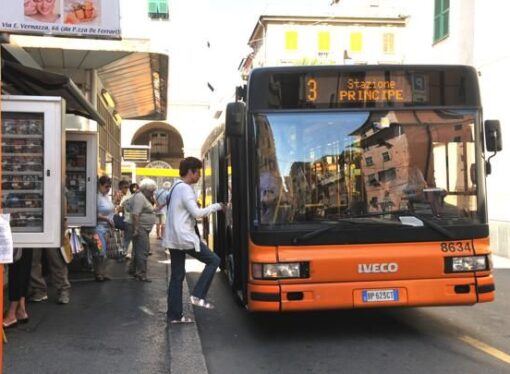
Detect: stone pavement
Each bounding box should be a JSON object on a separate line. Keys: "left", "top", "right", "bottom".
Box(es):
{"left": 3, "top": 235, "right": 208, "bottom": 374}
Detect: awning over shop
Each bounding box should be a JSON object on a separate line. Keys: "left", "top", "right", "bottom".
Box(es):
{"left": 2, "top": 36, "right": 168, "bottom": 121}
{"left": 1, "top": 59, "right": 106, "bottom": 125}
{"left": 98, "top": 53, "right": 168, "bottom": 120}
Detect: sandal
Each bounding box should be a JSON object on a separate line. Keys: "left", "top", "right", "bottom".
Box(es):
{"left": 169, "top": 316, "right": 194, "bottom": 324}
{"left": 190, "top": 295, "right": 215, "bottom": 309}
{"left": 3, "top": 319, "right": 18, "bottom": 329}
{"left": 16, "top": 313, "right": 29, "bottom": 324}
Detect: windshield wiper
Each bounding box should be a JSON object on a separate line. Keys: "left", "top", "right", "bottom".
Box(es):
{"left": 291, "top": 210, "right": 455, "bottom": 245}
{"left": 349, "top": 210, "right": 455, "bottom": 239}
{"left": 291, "top": 217, "right": 396, "bottom": 245}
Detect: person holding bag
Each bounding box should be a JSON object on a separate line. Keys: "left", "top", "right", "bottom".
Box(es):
{"left": 130, "top": 178, "right": 158, "bottom": 282}
{"left": 163, "top": 157, "right": 225, "bottom": 323}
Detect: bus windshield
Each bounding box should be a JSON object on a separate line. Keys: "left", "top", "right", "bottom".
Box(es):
{"left": 254, "top": 109, "right": 484, "bottom": 227}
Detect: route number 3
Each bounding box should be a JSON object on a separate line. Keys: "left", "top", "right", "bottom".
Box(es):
{"left": 307, "top": 78, "right": 317, "bottom": 101}
{"left": 440, "top": 241, "right": 472, "bottom": 252}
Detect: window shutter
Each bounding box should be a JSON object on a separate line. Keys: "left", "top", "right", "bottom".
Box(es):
{"left": 318, "top": 31, "right": 330, "bottom": 52}
{"left": 285, "top": 31, "right": 298, "bottom": 50}
{"left": 433, "top": 0, "right": 441, "bottom": 41}
{"left": 350, "top": 32, "right": 362, "bottom": 52}
{"left": 148, "top": 0, "right": 168, "bottom": 19}
{"left": 148, "top": 0, "right": 158, "bottom": 15}
{"left": 383, "top": 33, "right": 394, "bottom": 54}
{"left": 433, "top": 0, "right": 449, "bottom": 42}
{"left": 159, "top": 0, "right": 169, "bottom": 15}
{"left": 443, "top": 5, "right": 449, "bottom": 36}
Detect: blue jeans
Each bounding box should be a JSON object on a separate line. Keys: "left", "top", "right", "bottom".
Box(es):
{"left": 167, "top": 241, "right": 220, "bottom": 320}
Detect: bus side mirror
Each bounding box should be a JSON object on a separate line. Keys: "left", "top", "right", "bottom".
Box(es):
{"left": 485, "top": 120, "right": 502, "bottom": 152}
{"left": 225, "top": 102, "right": 246, "bottom": 138}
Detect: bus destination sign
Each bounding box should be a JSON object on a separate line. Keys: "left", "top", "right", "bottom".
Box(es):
{"left": 338, "top": 79, "right": 403, "bottom": 102}
{"left": 304, "top": 72, "right": 416, "bottom": 105}
{"left": 252, "top": 67, "right": 479, "bottom": 110}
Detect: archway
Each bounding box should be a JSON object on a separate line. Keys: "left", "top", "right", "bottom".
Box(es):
{"left": 131, "top": 121, "right": 184, "bottom": 168}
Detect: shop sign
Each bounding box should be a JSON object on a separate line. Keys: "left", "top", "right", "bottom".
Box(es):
{"left": 0, "top": 0, "right": 121, "bottom": 40}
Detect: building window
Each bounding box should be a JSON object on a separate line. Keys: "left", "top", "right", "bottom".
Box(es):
{"left": 367, "top": 174, "right": 378, "bottom": 185}
{"left": 151, "top": 132, "right": 168, "bottom": 155}
{"left": 383, "top": 33, "right": 394, "bottom": 54}
{"left": 382, "top": 151, "right": 391, "bottom": 162}
{"left": 318, "top": 31, "right": 330, "bottom": 52}
{"left": 365, "top": 156, "right": 374, "bottom": 166}
{"left": 378, "top": 168, "right": 396, "bottom": 182}
{"left": 434, "top": 0, "right": 449, "bottom": 42}
{"left": 350, "top": 32, "right": 363, "bottom": 52}
{"left": 148, "top": 0, "right": 169, "bottom": 20}
{"left": 285, "top": 31, "right": 298, "bottom": 50}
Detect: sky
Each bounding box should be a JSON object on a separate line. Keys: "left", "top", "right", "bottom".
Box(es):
{"left": 206, "top": 0, "right": 337, "bottom": 99}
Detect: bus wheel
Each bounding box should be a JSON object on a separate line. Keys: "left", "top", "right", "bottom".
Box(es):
{"left": 226, "top": 254, "right": 245, "bottom": 306}
{"left": 226, "top": 254, "right": 236, "bottom": 287}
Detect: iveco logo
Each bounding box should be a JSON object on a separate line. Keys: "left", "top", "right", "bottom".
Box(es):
{"left": 358, "top": 263, "right": 399, "bottom": 273}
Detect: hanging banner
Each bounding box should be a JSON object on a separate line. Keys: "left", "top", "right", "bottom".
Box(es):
{"left": 0, "top": 0, "right": 121, "bottom": 40}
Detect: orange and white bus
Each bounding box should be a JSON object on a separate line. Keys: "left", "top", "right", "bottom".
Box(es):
{"left": 201, "top": 65, "right": 502, "bottom": 312}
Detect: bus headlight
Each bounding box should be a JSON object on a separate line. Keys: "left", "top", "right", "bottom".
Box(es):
{"left": 252, "top": 262, "right": 310, "bottom": 279}
{"left": 445, "top": 255, "right": 489, "bottom": 273}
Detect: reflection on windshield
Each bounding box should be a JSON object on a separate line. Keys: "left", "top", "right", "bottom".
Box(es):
{"left": 255, "top": 110, "right": 483, "bottom": 226}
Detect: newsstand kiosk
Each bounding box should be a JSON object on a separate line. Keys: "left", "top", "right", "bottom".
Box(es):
{"left": 1, "top": 96, "right": 66, "bottom": 371}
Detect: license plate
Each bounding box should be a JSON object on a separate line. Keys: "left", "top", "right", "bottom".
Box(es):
{"left": 362, "top": 289, "right": 399, "bottom": 303}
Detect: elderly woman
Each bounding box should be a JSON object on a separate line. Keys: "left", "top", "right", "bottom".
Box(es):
{"left": 131, "top": 178, "right": 158, "bottom": 282}
{"left": 154, "top": 181, "right": 172, "bottom": 239}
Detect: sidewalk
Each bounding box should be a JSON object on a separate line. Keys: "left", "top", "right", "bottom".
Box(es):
{"left": 2, "top": 235, "right": 207, "bottom": 374}
{"left": 3, "top": 242, "right": 508, "bottom": 373}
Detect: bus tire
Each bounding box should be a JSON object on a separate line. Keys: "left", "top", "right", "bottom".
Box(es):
{"left": 226, "top": 254, "right": 246, "bottom": 307}
{"left": 226, "top": 253, "right": 238, "bottom": 288}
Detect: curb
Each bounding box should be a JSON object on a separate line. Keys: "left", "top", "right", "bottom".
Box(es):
{"left": 166, "top": 253, "right": 209, "bottom": 374}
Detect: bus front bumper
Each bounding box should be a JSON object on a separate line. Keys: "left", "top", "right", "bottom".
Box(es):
{"left": 247, "top": 274, "right": 495, "bottom": 312}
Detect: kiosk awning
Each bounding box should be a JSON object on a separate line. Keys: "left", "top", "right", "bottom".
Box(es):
{"left": 1, "top": 59, "right": 106, "bottom": 126}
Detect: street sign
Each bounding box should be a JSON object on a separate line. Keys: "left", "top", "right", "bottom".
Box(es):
{"left": 122, "top": 147, "right": 150, "bottom": 162}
